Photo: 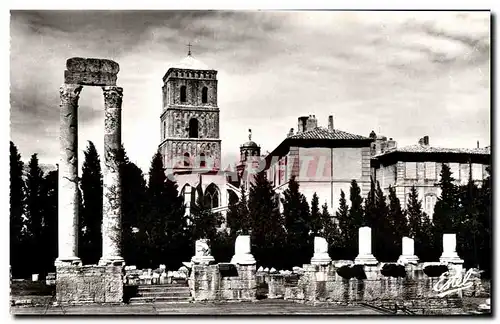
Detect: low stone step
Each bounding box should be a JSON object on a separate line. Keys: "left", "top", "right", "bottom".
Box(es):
{"left": 137, "top": 286, "right": 190, "bottom": 292}
{"left": 129, "top": 296, "right": 192, "bottom": 304}
{"left": 137, "top": 291, "right": 191, "bottom": 298}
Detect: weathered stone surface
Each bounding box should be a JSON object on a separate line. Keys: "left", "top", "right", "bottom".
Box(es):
{"left": 311, "top": 237, "right": 332, "bottom": 265}
{"left": 354, "top": 227, "right": 378, "bottom": 265}
{"left": 231, "top": 235, "right": 256, "bottom": 265}
{"left": 55, "top": 265, "right": 123, "bottom": 304}
{"left": 56, "top": 84, "right": 83, "bottom": 267}
{"left": 66, "top": 57, "right": 119, "bottom": 74}
{"left": 439, "top": 234, "right": 464, "bottom": 265}
{"left": 64, "top": 70, "right": 117, "bottom": 86}
{"left": 192, "top": 239, "right": 215, "bottom": 264}
{"left": 100, "top": 86, "right": 124, "bottom": 266}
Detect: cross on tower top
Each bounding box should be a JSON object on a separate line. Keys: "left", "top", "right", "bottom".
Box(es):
{"left": 248, "top": 129, "right": 252, "bottom": 141}
{"left": 186, "top": 43, "right": 193, "bottom": 56}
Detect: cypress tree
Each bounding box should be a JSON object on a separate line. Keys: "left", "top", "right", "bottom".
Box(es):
{"left": 406, "top": 186, "right": 422, "bottom": 239}
{"left": 281, "top": 176, "right": 311, "bottom": 266}
{"left": 24, "top": 153, "right": 44, "bottom": 274}
{"left": 80, "top": 141, "right": 103, "bottom": 265}
{"left": 387, "top": 185, "right": 408, "bottom": 259}
{"left": 40, "top": 170, "right": 58, "bottom": 275}
{"left": 117, "top": 146, "right": 148, "bottom": 267}
{"left": 309, "top": 192, "right": 322, "bottom": 236}
{"left": 363, "top": 178, "right": 377, "bottom": 227}
{"left": 433, "top": 163, "right": 460, "bottom": 233}
{"left": 9, "top": 141, "right": 25, "bottom": 277}
{"left": 248, "top": 171, "right": 285, "bottom": 268}
{"left": 347, "top": 180, "right": 364, "bottom": 258}
{"left": 373, "top": 181, "right": 392, "bottom": 261}
{"left": 323, "top": 202, "right": 341, "bottom": 258}
{"left": 237, "top": 185, "right": 250, "bottom": 235}
{"left": 334, "top": 190, "right": 351, "bottom": 258}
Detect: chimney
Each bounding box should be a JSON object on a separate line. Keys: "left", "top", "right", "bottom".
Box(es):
{"left": 423, "top": 136, "right": 429, "bottom": 146}
{"left": 297, "top": 116, "right": 308, "bottom": 133}
{"left": 418, "top": 137, "right": 424, "bottom": 145}
{"left": 306, "top": 115, "right": 317, "bottom": 130}
{"left": 477, "top": 140, "right": 480, "bottom": 148}
{"left": 287, "top": 128, "right": 294, "bottom": 137}
{"left": 328, "top": 115, "right": 334, "bottom": 131}
{"left": 386, "top": 138, "right": 397, "bottom": 150}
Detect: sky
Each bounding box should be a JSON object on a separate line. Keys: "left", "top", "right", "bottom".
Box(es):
{"left": 10, "top": 10, "right": 490, "bottom": 173}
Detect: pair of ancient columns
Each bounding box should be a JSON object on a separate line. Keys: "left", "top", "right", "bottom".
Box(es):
{"left": 55, "top": 84, "right": 124, "bottom": 267}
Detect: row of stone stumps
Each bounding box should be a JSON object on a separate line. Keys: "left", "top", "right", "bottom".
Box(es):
{"left": 281, "top": 227, "right": 485, "bottom": 314}
{"left": 55, "top": 58, "right": 125, "bottom": 305}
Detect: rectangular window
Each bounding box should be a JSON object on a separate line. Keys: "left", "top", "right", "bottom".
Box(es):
{"left": 472, "top": 163, "right": 483, "bottom": 181}
{"left": 449, "top": 163, "right": 460, "bottom": 181}
{"left": 163, "top": 121, "right": 166, "bottom": 139}
{"left": 405, "top": 162, "right": 417, "bottom": 179}
{"left": 424, "top": 162, "right": 436, "bottom": 180}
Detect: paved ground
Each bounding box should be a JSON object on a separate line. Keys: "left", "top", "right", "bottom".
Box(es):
{"left": 11, "top": 299, "right": 385, "bottom": 315}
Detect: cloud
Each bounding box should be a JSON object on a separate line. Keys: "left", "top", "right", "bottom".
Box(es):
{"left": 10, "top": 10, "right": 490, "bottom": 174}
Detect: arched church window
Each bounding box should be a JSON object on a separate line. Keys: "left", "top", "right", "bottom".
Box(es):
{"left": 184, "top": 152, "right": 190, "bottom": 167}
{"left": 180, "top": 85, "right": 187, "bottom": 103}
{"left": 204, "top": 184, "right": 219, "bottom": 210}
{"left": 202, "top": 87, "right": 208, "bottom": 104}
{"left": 200, "top": 153, "right": 206, "bottom": 168}
{"left": 189, "top": 118, "right": 199, "bottom": 138}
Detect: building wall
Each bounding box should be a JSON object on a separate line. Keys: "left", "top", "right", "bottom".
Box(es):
{"left": 267, "top": 145, "right": 370, "bottom": 214}
{"left": 374, "top": 159, "right": 489, "bottom": 217}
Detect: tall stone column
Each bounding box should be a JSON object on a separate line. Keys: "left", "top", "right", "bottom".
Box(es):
{"left": 99, "top": 86, "right": 125, "bottom": 266}
{"left": 55, "top": 84, "right": 83, "bottom": 267}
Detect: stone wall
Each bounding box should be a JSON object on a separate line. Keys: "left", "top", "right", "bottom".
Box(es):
{"left": 56, "top": 265, "right": 123, "bottom": 304}
{"left": 282, "top": 262, "right": 485, "bottom": 314}
{"left": 190, "top": 264, "right": 256, "bottom": 301}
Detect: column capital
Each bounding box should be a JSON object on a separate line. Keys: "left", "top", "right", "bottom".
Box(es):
{"left": 102, "top": 86, "right": 123, "bottom": 108}
{"left": 59, "top": 84, "right": 83, "bottom": 104}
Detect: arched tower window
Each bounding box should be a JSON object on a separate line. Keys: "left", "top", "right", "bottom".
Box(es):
{"left": 200, "top": 153, "right": 206, "bottom": 168}
{"left": 189, "top": 118, "right": 199, "bottom": 138}
{"left": 202, "top": 87, "right": 208, "bottom": 104}
{"left": 184, "top": 152, "right": 190, "bottom": 167}
{"left": 204, "top": 184, "right": 220, "bottom": 210}
{"left": 180, "top": 85, "right": 187, "bottom": 103}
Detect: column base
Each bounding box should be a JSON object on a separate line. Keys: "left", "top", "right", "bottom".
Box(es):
{"left": 231, "top": 253, "right": 256, "bottom": 265}
{"left": 55, "top": 257, "right": 82, "bottom": 267}
{"left": 397, "top": 255, "right": 420, "bottom": 265}
{"left": 311, "top": 253, "right": 332, "bottom": 265}
{"left": 354, "top": 254, "right": 378, "bottom": 265}
{"left": 99, "top": 256, "right": 125, "bottom": 267}
{"left": 191, "top": 255, "right": 215, "bottom": 265}
{"left": 439, "top": 254, "right": 464, "bottom": 265}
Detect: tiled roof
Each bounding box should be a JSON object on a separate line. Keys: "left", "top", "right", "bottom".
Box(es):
{"left": 288, "top": 127, "right": 369, "bottom": 141}
{"left": 373, "top": 144, "right": 491, "bottom": 158}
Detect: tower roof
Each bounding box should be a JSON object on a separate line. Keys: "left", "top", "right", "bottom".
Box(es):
{"left": 172, "top": 55, "right": 209, "bottom": 70}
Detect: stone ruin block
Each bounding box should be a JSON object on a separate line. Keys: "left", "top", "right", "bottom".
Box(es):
{"left": 55, "top": 264, "right": 123, "bottom": 304}
{"left": 66, "top": 57, "right": 119, "bottom": 74}
{"left": 64, "top": 70, "right": 117, "bottom": 86}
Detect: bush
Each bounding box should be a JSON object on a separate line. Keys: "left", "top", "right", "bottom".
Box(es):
{"left": 423, "top": 265, "right": 448, "bottom": 277}
{"left": 336, "top": 265, "right": 367, "bottom": 280}
{"left": 380, "top": 263, "right": 406, "bottom": 278}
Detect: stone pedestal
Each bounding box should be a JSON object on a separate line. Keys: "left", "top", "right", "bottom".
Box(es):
{"left": 439, "top": 234, "right": 464, "bottom": 265}
{"left": 55, "top": 265, "right": 123, "bottom": 304}
{"left": 56, "top": 84, "right": 83, "bottom": 267}
{"left": 191, "top": 239, "right": 215, "bottom": 265}
{"left": 99, "top": 86, "right": 125, "bottom": 266}
{"left": 354, "top": 227, "right": 378, "bottom": 265}
{"left": 398, "top": 237, "right": 419, "bottom": 264}
{"left": 311, "top": 237, "right": 332, "bottom": 265}
{"left": 231, "top": 235, "right": 256, "bottom": 265}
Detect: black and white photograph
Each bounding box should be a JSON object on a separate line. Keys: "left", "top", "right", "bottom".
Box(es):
{"left": 8, "top": 8, "right": 492, "bottom": 316}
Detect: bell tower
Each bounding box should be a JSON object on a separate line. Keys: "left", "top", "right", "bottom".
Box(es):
{"left": 159, "top": 53, "right": 221, "bottom": 174}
